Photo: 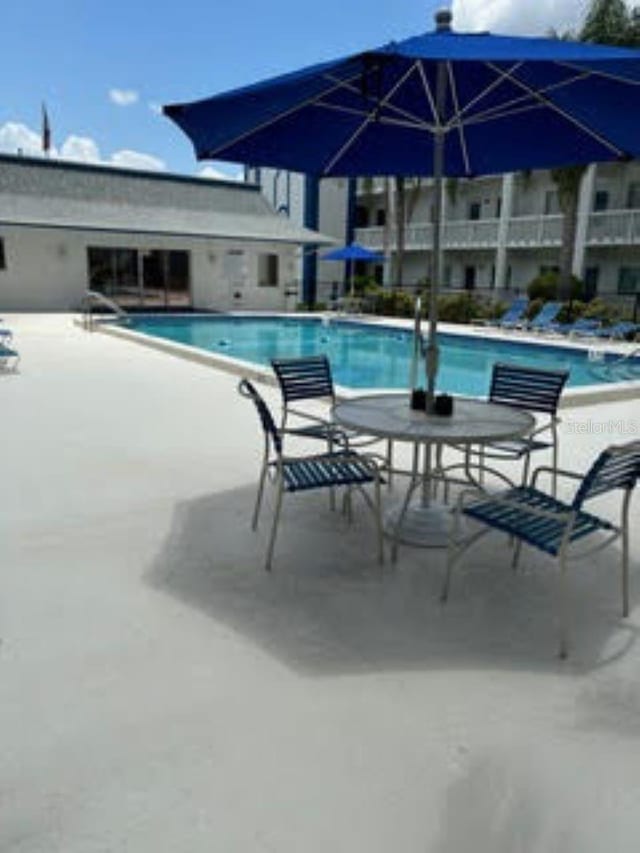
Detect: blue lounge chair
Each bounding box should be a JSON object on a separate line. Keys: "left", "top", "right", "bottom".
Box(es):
{"left": 238, "top": 378, "right": 384, "bottom": 571}
{"left": 594, "top": 321, "right": 639, "bottom": 341}
{"left": 443, "top": 440, "right": 640, "bottom": 658}
{"left": 486, "top": 297, "right": 529, "bottom": 329}
{"left": 548, "top": 317, "right": 601, "bottom": 337}
{"left": 526, "top": 301, "right": 562, "bottom": 332}
{"left": 0, "top": 343, "right": 19, "bottom": 371}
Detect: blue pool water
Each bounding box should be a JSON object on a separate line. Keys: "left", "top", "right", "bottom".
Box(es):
{"left": 120, "top": 315, "right": 640, "bottom": 395}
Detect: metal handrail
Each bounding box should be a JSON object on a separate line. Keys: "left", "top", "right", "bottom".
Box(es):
{"left": 81, "top": 290, "right": 128, "bottom": 331}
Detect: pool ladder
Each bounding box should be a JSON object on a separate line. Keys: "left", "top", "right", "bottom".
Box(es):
{"left": 80, "top": 290, "right": 129, "bottom": 331}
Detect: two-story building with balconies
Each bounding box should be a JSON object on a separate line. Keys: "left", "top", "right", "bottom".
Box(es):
{"left": 353, "top": 162, "right": 640, "bottom": 309}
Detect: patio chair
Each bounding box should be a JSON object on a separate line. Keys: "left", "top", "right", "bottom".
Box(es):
{"left": 594, "top": 321, "right": 639, "bottom": 341}
{"left": 238, "top": 378, "right": 385, "bottom": 572}
{"left": 442, "top": 363, "right": 569, "bottom": 497}
{"left": 442, "top": 440, "right": 640, "bottom": 658}
{"left": 525, "top": 301, "right": 563, "bottom": 332}
{"left": 271, "top": 354, "right": 394, "bottom": 474}
{"left": 487, "top": 296, "right": 529, "bottom": 329}
{"left": 0, "top": 343, "right": 19, "bottom": 371}
{"left": 549, "top": 317, "right": 601, "bottom": 337}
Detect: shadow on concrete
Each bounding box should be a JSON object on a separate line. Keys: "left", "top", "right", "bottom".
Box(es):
{"left": 146, "top": 483, "right": 640, "bottom": 676}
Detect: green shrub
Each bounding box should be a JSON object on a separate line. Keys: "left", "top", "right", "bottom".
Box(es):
{"left": 435, "top": 292, "right": 483, "bottom": 324}
{"left": 527, "top": 271, "right": 583, "bottom": 301}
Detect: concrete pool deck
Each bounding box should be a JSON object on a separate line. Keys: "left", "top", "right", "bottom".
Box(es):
{"left": 2, "top": 313, "right": 640, "bottom": 852}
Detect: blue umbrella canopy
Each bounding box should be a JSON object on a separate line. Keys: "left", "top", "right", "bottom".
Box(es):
{"left": 164, "top": 10, "right": 640, "bottom": 405}
{"left": 321, "top": 243, "right": 385, "bottom": 262}
{"left": 164, "top": 18, "right": 640, "bottom": 178}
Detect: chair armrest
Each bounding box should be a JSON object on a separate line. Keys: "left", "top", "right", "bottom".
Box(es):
{"left": 530, "top": 465, "right": 583, "bottom": 489}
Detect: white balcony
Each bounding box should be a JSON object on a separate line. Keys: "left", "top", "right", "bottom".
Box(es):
{"left": 356, "top": 208, "right": 640, "bottom": 252}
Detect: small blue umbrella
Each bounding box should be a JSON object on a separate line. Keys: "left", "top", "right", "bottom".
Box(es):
{"left": 322, "top": 242, "right": 385, "bottom": 296}
{"left": 321, "top": 243, "right": 385, "bottom": 263}
{"left": 165, "top": 10, "right": 640, "bottom": 407}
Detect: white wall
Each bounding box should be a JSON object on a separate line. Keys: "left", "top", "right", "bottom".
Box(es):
{"left": 0, "top": 225, "right": 296, "bottom": 312}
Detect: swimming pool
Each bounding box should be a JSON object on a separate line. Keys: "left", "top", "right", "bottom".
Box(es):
{"left": 118, "top": 315, "right": 640, "bottom": 396}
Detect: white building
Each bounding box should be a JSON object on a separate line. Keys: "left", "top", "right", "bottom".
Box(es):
{"left": 354, "top": 163, "right": 640, "bottom": 307}
{"left": 245, "top": 167, "right": 353, "bottom": 303}
{"left": 0, "top": 154, "right": 330, "bottom": 312}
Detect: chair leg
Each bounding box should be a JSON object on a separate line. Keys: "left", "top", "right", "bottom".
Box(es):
{"left": 386, "top": 439, "right": 393, "bottom": 490}
{"left": 265, "top": 480, "right": 285, "bottom": 572}
{"left": 622, "top": 489, "right": 631, "bottom": 618}
{"left": 558, "top": 549, "right": 569, "bottom": 659}
{"left": 511, "top": 538, "right": 523, "bottom": 571}
{"left": 551, "top": 424, "right": 559, "bottom": 497}
{"left": 252, "top": 452, "right": 269, "bottom": 530}
{"left": 374, "top": 475, "right": 384, "bottom": 565}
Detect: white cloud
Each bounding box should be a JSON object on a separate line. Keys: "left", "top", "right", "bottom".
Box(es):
{"left": 0, "top": 121, "right": 49, "bottom": 157}
{"left": 148, "top": 101, "right": 163, "bottom": 115}
{"left": 109, "top": 88, "right": 139, "bottom": 107}
{"left": 198, "top": 164, "right": 242, "bottom": 181}
{"left": 110, "top": 149, "right": 166, "bottom": 171}
{"left": 59, "top": 134, "right": 101, "bottom": 163}
{"left": 0, "top": 120, "right": 166, "bottom": 173}
{"left": 451, "top": 0, "right": 591, "bottom": 35}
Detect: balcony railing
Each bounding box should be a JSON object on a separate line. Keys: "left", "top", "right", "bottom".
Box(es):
{"left": 356, "top": 208, "right": 640, "bottom": 251}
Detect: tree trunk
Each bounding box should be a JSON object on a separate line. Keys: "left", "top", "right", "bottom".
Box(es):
{"left": 558, "top": 191, "right": 579, "bottom": 302}
{"left": 393, "top": 176, "right": 406, "bottom": 288}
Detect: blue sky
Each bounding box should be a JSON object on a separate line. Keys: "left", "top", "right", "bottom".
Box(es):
{"left": 0, "top": 0, "right": 587, "bottom": 178}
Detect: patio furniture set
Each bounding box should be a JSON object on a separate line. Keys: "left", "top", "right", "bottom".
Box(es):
{"left": 239, "top": 355, "right": 640, "bottom": 658}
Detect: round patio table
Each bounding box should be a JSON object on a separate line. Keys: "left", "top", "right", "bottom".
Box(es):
{"left": 333, "top": 393, "right": 535, "bottom": 549}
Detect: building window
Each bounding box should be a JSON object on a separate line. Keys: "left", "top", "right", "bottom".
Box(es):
{"left": 375, "top": 208, "right": 386, "bottom": 227}
{"left": 618, "top": 266, "right": 640, "bottom": 295}
{"left": 468, "top": 201, "right": 481, "bottom": 221}
{"left": 495, "top": 197, "right": 502, "bottom": 218}
{"left": 87, "top": 246, "right": 190, "bottom": 307}
{"left": 627, "top": 182, "right": 640, "bottom": 209}
{"left": 258, "top": 253, "right": 279, "bottom": 287}
{"left": 0, "top": 237, "right": 5, "bottom": 270}
{"left": 593, "top": 191, "right": 609, "bottom": 212}
{"left": 355, "top": 205, "right": 369, "bottom": 228}
{"left": 584, "top": 266, "right": 599, "bottom": 300}
{"left": 544, "top": 190, "right": 560, "bottom": 215}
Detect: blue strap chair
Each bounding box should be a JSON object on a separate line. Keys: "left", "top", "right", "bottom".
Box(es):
{"left": 442, "top": 440, "right": 640, "bottom": 658}
{"left": 442, "top": 363, "right": 569, "bottom": 497}
{"left": 484, "top": 363, "right": 569, "bottom": 493}
{"left": 238, "top": 379, "right": 384, "bottom": 572}
{"left": 271, "top": 354, "right": 394, "bottom": 478}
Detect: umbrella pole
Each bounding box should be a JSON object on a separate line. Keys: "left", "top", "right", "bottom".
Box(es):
{"left": 426, "top": 59, "right": 447, "bottom": 413}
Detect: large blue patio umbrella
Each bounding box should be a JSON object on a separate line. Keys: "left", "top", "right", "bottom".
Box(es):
{"left": 164, "top": 9, "right": 640, "bottom": 408}
{"left": 321, "top": 242, "right": 385, "bottom": 297}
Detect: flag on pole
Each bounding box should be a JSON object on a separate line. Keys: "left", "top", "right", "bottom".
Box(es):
{"left": 42, "top": 103, "right": 51, "bottom": 155}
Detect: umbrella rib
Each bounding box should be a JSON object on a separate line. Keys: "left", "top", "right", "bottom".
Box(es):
{"left": 448, "top": 62, "right": 525, "bottom": 125}
{"left": 451, "top": 69, "right": 593, "bottom": 128}
{"left": 202, "top": 68, "right": 370, "bottom": 159}
{"left": 446, "top": 61, "right": 472, "bottom": 175}
{"left": 317, "top": 102, "right": 436, "bottom": 131}
{"left": 322, "top": 61, "right": 424, "bottom": 174}
{"left": 324, "top": 66, "right": 435, "bottom": 129}
{"left": 557, "top": 60, "right": 640, "bottom": 88}
{"left": 486, "top": 61, "right": 627, "bottom": 157}
{"left": 416, "top": 61, "right": 440, "bottom": 127}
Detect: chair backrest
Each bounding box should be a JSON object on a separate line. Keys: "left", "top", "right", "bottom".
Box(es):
{"left": 238, "top": 379, "right": 282, "bottom": 455}
{"left": 573, "top": 441, "right": 640, "bottom": 509}
{"left": 501, "top": 297, "right": 528, "bottom": 323}
{"left": 489, "top": 362, "right": 569, "bottom": 415}
{"left": 271, "top": 355, "right": 335, "bottom": 405}
{"left": 530, "top": 301, "right": 562, "bottom": 327}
